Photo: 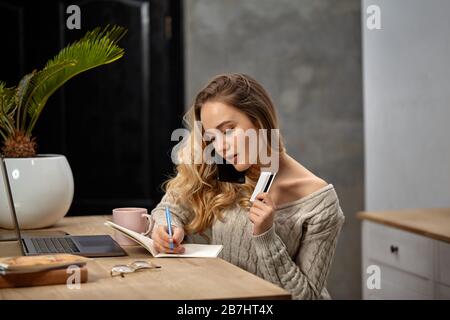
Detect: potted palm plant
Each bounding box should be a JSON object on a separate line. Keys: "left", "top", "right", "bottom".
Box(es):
{"left": 0, "top": 25, "right": 127, "bottom": 229}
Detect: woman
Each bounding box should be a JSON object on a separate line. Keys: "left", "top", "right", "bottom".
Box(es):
{"left": 150, "top": 73, "right": 345, "bottom": 299}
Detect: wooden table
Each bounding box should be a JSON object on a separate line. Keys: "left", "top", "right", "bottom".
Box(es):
{"left": 357, "top": 208, "right": 450, "bottom": 243}
{"left": 0, "top": 215, "right": 291, "bottom": 300}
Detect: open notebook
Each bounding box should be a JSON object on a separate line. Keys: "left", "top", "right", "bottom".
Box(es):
{"left": 104, "top": 221, "right": 223, "bottom": 258}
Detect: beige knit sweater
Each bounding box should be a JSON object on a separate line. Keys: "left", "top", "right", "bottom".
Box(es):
{"left": 150, "top": 183, "right": 345, "bottom": 300}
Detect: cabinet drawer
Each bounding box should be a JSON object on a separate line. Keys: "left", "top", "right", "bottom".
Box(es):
{"left": 363, "top": 221, "right": 434, "bottom": 279}
{"left": 437, "top": 240, "right": 450, "bottom": 286}
{"left": 364, "top": 261, "right": 434, "bottom": 300}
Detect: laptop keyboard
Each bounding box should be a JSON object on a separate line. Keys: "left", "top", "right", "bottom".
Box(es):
{"left": 31, "top": 237, "right": 80, "bottom": 254}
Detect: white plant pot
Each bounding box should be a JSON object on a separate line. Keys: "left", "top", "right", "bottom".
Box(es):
{"left": 0, "top": 154, "right": 74, "bottom": 229}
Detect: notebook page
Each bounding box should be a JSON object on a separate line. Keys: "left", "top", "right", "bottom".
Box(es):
{"left": 155, "top": 244, "right": 223, "bottom": 258}
{"left": 104, "top": 221, "right": 223, "bottom": 258}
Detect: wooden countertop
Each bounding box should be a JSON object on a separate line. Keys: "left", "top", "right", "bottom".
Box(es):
{"left": 357, "top": 208, "right": 450, "bottom": 243}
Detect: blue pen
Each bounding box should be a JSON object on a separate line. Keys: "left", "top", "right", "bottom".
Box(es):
{"left": 165, "top": 206, "right": 174, "bottom": 250}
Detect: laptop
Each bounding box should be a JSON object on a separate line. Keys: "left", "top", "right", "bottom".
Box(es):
{"left": 0, "top": 156, "right": 126, "bottom": 257}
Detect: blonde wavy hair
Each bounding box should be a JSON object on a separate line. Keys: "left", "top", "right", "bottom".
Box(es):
{"left": 162, "top": 73, "right": 286, "bottom": 236}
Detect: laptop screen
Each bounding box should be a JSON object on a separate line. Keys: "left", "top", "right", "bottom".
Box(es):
{"left": 0, "top": 157, "right": 25, "bottom": 251}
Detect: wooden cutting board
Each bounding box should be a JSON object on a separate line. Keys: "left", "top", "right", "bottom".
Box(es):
{"left": 0, "top": 265, "right": 88, "bottom": 288}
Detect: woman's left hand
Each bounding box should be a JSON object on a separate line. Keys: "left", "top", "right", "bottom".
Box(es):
{"left": 248, "top": 192, "right": 276, "bottom": 236}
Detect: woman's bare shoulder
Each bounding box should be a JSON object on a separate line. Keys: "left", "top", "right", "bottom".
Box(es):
{"left": 271, "top": 175, "right": 328, "bottom": 206}
{"left": 297, "top": 176, "right": 329, "bottom": 198}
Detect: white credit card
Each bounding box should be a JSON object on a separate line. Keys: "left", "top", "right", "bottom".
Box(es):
{"left": 250, "top": 171, "right": 277, "bottom": 202}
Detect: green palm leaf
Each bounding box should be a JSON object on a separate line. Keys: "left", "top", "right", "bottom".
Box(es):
{"left": 0, "top": 82, "right": 16, "bottom": 115}
{"left": 25, "top": 25, "right": 127, "bottom": 134}
{"left": 0, "top": 82, "right": 17, "bottom": 140}
{"left": 19, "top": 61, "right": 77, "bottom": 130}
{"left": 15, "top": 70, "right": 37, "bottom": 131}
{"left": 0, "top": 25, "right": 126, "bottom": 157}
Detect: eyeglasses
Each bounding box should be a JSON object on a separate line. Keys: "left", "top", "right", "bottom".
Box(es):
{"left": 110, "top": 260, "right": 161, "bottom": 277}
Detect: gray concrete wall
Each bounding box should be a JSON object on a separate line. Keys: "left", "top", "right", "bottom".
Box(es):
{"left": 363, "top": 0, "right": 450, "bottom": 211}
{"left": 184, "top": 0, "right": 363, "bottom": 299}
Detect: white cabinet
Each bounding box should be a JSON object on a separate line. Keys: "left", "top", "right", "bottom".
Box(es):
{"left": 437, "top": 240, "right": 450, "bottom": 287}
{"left": 365, "top": 262, "right": 434, "bottom": 300}
{"left": 362, "top": 221, "right": 450, "bottom": 299}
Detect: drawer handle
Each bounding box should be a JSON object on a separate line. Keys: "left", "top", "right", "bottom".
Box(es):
{"left": 390, "top": 245, "right": 399, "bottom": 254}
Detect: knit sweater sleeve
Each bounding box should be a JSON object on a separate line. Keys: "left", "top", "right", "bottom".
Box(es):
{"left": 251, "top": 192, "right": 345, "bottom": 300}
{"left": 150, "top": 191, "right": 193, "bottom": 229}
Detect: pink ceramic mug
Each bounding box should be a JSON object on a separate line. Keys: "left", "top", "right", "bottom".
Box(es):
{"left": 112, "top": 207, "right": 154, "bottom": 246}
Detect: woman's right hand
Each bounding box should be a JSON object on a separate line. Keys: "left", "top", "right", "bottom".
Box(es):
{"left": 151, "top": 225, "right": 185, "bottom": 254}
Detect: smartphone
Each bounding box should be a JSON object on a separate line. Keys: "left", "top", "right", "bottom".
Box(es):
{"left": 215, "top": 152, "right": 246, "bottom": 184}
